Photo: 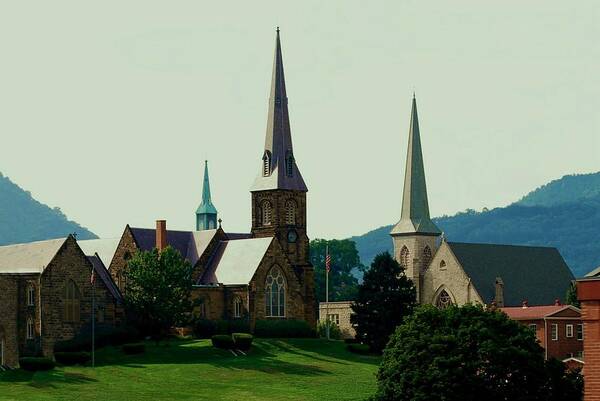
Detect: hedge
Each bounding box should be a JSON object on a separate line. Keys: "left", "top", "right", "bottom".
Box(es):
{"left": 232, "top": 333, "right": 253, "bottom": 351}
{"left": 122, "top": 343, "right": 145, "bottom": 355}
{"left": 346, "top": 343, "right": 371, "bottom": 355}
{"left": 193, "top": 319, "right": 250, "bottom": 339}
{"left": 19, "top": 357, "right": 55, "bottom": 371}
{"left": 54, "top": 352, "right": 91, "bottom": 365}
{"left": 254, "top": 319, "right": 316, "bottom": 338}
{"left": 54, "top": 325, "right": 140, "bottom": 353}
{"left": 211, "top": 335, "right": 234, "bottom": 350}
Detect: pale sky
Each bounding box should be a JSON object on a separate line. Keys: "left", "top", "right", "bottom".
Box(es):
{"left": 0, "top": 1, "right": 598, "bottom": 240}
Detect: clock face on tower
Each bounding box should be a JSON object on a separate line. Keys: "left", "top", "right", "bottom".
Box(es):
{"left": 287, "top": 230, "right": 298, "bottom": 243}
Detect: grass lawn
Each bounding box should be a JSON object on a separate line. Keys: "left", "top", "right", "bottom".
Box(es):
{"left": 0, "top": 338, "right": 380, "bottom": 401}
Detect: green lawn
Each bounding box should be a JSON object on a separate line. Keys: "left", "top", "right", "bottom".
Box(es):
{"left": 0, "top": 339, "right": 380, "bottom": 401}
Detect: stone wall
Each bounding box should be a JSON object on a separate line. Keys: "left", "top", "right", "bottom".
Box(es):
{"left": 109, "top": 225, "right": 139, "bottom": 294}
{"left": 319, "top": 301, "right": 355, "bottom": 339}
{"left": 0, "top": 275, "right": 19, "bottom": 366}
{"left": 391, "top": 234, "right": 439, "bottom": 303}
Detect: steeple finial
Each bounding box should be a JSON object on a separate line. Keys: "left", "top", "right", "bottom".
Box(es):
{"left": 250, "top": 29, "right": 307, "bottom": 192}
{"left": 390, "top": 96, "right": 441, "bottom": 236}
{"left": 196, "top": 161, "right": 218, "bottom": 231}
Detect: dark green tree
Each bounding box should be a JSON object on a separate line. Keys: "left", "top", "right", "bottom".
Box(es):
{"left": 124, "top": 246, "right": 194, "bottom": 337}
{"left": 372, "top": 304, "right": 583, "bottom": 401}
{"left": 310, "top": 239, "right": 364, "bottom": 303}
{"left": 566, "top": 282, "right": 580, "bottom": 307}
{"left": 350, "top": 252, "right": 416, "bottom": 353}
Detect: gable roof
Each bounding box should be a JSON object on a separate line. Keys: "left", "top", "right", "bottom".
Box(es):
{"left": 129, "top": 227, "right": 218, "bottom": 267}
{"left": 585, "top": 266, "right": 600, "bottom": 277}
{"left": 199, "top": 237, "right": 273, "bottom": 285}
{"left": 500, "top": 304, "right": 581, "bottom": 320}
{"left": 0, "top": 237, "right": 67, "bottom": 274}
{"left": 87, "top": 254, "right": 122, "bottom": 302}
{"left": 78, "top": 238, "right": 120, "bottom": 269}
{"left": 447, "top": 242, "right": 575, "bottom": 307}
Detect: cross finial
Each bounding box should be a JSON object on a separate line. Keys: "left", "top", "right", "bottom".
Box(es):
{"left": 276, "top": 26, "right": 280, "bottom": 33}
{"left": 218, "top": 218, "right": 222, "bottom": 228}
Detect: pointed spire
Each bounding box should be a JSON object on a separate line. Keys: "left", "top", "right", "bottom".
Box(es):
{"left": 196, "top": 160, "right": 218, "bottom": 231}
{"left": 391, "top": 96, "right": 441, "bottom": 236}
{"left": 251, "top": 28, "right": 307, "bottom": 192}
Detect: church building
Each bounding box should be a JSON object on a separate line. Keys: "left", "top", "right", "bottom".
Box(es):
{"left": 106, "top": 29, "right": 316, "bottom": 330}
{"left": 391, "top": 96, "right": 574, "bottom": 307}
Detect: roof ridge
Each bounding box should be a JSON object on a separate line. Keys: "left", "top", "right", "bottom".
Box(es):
{"left": 448, "top": 241, "right": 558, "bottom": 250}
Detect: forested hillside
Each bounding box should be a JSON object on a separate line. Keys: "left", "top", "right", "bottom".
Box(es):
{"left": 0, "top": 173, "right": 97, "bottom": 245}
{"left": 350, "top": 172, "right": 600, "bottom": 278}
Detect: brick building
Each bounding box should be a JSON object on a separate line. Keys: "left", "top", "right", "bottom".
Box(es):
{"left": 318, "top": 301, "right": 356, "bottom": 339}
{"left": 577, "top": 277, "right": 600, "bottom": 401}
{"left": 501, "top": 302, "right": 583, "bottom": 361}
{"left": 106, "top": 29, "right": 315, "bottom": 331}
{"left": 0, "top": 236, "right": 122, "bottom": 368}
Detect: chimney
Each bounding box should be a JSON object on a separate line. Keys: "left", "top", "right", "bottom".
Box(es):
{"left": 554, "top": 299, "right": 562, "bottom": 306}
{"left": 522, "top": 300, "right": 529, "bottom": 309}
{"left": 494, "top": 277, "right": 505, "bottom": 308}
{"left": 156, "top": 220, "right": 167, "bottom": 251}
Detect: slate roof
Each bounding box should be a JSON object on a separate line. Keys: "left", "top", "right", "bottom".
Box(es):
{"left": 391, "top": 96, "right": 441, "bottom": 236}
{"left": 0, "top": 238, "right": 67, "bottom": 274}
{"left": 129, "top": 227, "right": 217, "bottom": 266}
{"left": 585, "top": 266, "right": 600, "bottom": 277}
{"left": 448, "top": 242, "right": 575, "bottom": 307}
{"left": 199, "top": 237, "right": 273, "bottom": 285}
{"left": 500, "top": 305, "right": 580, "bottom": 320}
{"left": 78, "top": 238, "right": 120, "bottom": 269}
{"left": 87, "top": 254, "right": 122, "bottom": 302}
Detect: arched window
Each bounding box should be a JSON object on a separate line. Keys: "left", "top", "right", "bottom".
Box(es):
{"left": 285, "top": 200, "right": 296, "bottom": 225}
{"left": 265, "top": 266, "right": 286, "bottom": 317}
{"left": 233, "top": 297, "right": 243, "bottom": 318}
{"left": 439, "top": 260, "right": 447, "bottom": 270}
{"left": 399, "top": 246, "right": 410, "bottom": 268}
{"left": 26, "top": 318, "right": 34, "bottom": 339}
{"left": 261, "top": 201, "right": 272, "bottom": 226}
{"left": 262, "top": 151, "right": 272, "bottom": 177}
{"left": 64, "top": 280, "right": 81, "bottom": 322}
{"left": 436, "top": 289, "right": 453, "bottom": 309}
{"left": 285, "top": 151, "right": 294, "bottom": 177}
{"left": 195, "top": 298, "right": 209, "bottom": 319}
{"left": 27, "top": 285, "right": 35, "bottom": 306}
{"left": 422, "top": 246, "right": 432, "bottom": 270}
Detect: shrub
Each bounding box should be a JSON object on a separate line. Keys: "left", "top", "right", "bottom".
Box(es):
{"left": 122, "top": 343, "right": 145, "bottom": 355}
{"left": 54, "top": 352, "right": 91, "bottom": 365}
{"left": 346, "top": 343, "right": 371, "bottom": 355}
{"left": 316, "top": 320, "right": 342, "bottom": 340}
{"left": 19, "top": 357, "right": 55, "bottom": 371}
{"left": 228, "top": 319, "right": 251, "bottom": 334}
{"left": 211, "top": 335, "right": 234, "bottom": 350}
{"left": 193, "top": 319, "right": 217, "bottom": 339}
{"left": 254, "top": 320, "right": 316, "bottom": 338}
{"left": 54, "top": 325, "right": 140, "bottom": 352}
{"left": 232, "top": 333, "right": 253, "bottom": 351}
{"left": 193, "top": 319, "right": 251, "bottom": 339}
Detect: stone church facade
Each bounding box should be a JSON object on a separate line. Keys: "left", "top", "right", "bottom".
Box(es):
{"left": 391, "top": 97, "right": 574, "bottom": 308}
{"left": 107, "top": 29, "right": 316, "bottom": 330}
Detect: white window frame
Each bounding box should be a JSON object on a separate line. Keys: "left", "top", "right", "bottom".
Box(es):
{"left": 529, "top": 323, "right": 537, "bottom": 332}
{"left": 551, "top": 323, "right": 558, "bottom": 341}
{"left": 577, "top": 324, "right": 584, "bottom": 341}
{"left": 327, "top": 314, "right": 340, "bottom": 326}
{"left": 26, "top": 318, "right": 34, "bottom": 340}
{"left": 233, "top": 297, "right": 242, "bottom": 318}
{"left": 566, "top": 324, "right": 574, "bottom": 338}
{"left": 27, "top": 285, "right": 35, "bottom": 306}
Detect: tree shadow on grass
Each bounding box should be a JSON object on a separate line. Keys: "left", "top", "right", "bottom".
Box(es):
{"left": 264, "top": 339, "right": 381, "bottom": 366}
{"left": 92, "top": 338, "right": 367, "bottom": 376}
{"left": 0, "top": 369, "right": 97, "bottom": 389}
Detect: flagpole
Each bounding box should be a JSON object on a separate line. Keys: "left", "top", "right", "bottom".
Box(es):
{"left": 326, "top": 245, "right": 330, "bottom": 340}
{"left": 92, "top": 269, "right": 95, "bottom": 368}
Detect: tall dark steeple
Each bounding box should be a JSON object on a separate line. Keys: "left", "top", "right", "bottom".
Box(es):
{"left": 250, "top": 28, "right": 307, "bottom": 192}
{"left": 391, "top": 95, "right": 441, "bottom": 236}
{"left": 196, "top": 160, "right": 218, "bottom": 231}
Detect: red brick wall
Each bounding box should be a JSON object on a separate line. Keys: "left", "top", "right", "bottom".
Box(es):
{"left": 514, "top": 317, "right": 582, "bottom": 360}
{"left": 578, "top": 279, "right": 600, "bottom": 401}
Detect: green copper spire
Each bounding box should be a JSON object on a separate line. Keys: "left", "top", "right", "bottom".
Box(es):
{"left": 196, "top": 160, "right": 218, "bottom": 231}
{"left": 391, "top": 96, "right": 441, "bottom": 236}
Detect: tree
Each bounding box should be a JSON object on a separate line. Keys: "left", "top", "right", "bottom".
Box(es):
{"left": 566, "top": 282, "right": 580, "bottom": 307}
{"left": 310, "top": 239, "right": 364, "bottom": 303}
{"left": 350, "top": 252, "right": 416, "bottom": 353}
{"left": 124, "top": 246, "right": 194, "bottom": 337}
{"left": 372, "top": 304, "right": 583, "bottom": 401}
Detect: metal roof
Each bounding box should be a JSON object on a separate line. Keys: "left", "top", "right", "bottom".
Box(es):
{"left": 391, "top": 96, "right": 441, "bottom": 236}
{"left": 200, "top": 237, "right": 273, "bottom": 285}
{"left": 500, "top": 304, "right": 580, "bottom": 320}
{"left": 87, "top": 254, "right": 122, "bottom": 302}
{"left": 250, "top": 29, "right": 307, "bottom": 192}
{"left": 196, "top": 160, "right": 218, "bottom": 215}
{"left": 448, "top": 242, "right": 575, "bottom": 306}
{"left": 78, "top": 238, "right": 120, "bottom": 268}
{"left": 0, "top": 237, "right": 66, "bottom": 274}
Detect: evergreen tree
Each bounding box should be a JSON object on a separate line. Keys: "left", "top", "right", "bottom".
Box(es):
{"left": 566, "top": 282, "right": 580, "bottom": 307}
{"left": 350, "top": 252, "right": 416, "bottom": 353}
{"left": 124, "top": 246, "right": 194, "bottom": 337}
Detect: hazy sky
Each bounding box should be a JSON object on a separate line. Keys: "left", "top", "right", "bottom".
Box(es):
{"left": 0, "top": 1, "right": 598, "bottom": 240}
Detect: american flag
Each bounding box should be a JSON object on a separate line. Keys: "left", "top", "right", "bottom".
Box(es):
{"left": 325, "top": 253, "right": 331, "bottom": 273}
{"left": 90, "top": 268, "right": 95, "bottom": 285}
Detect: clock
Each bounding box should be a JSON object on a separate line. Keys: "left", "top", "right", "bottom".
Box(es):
{"left": 287, "top": 230, "right": 298, "bottom": 243}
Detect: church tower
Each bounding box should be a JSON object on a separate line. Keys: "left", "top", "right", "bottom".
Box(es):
{"left": 250, "top": 28, "right": 311, "bottom": 266}
{"left": 391, "top": 96, "right": 441, "bottom": 302}
{"left": 196, "top": 160, "right": 218, "bottom": 231}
